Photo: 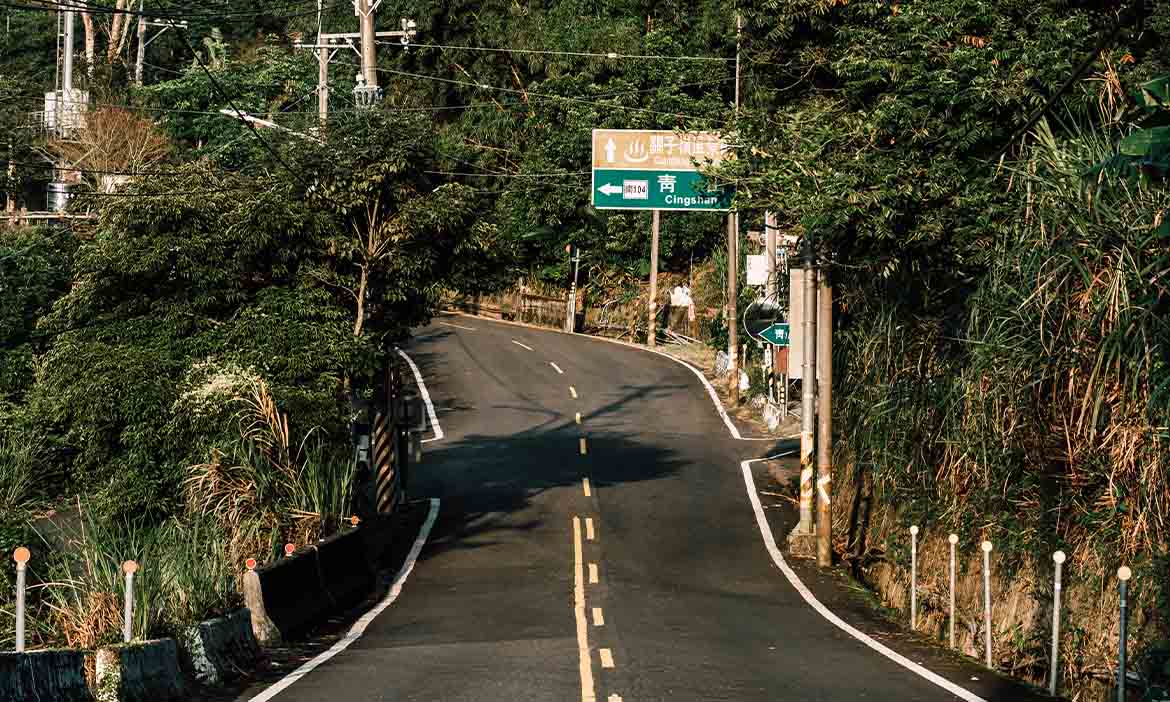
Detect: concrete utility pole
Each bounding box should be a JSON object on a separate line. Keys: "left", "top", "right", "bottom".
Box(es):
{"left": 132, "top": 9, "right": 184, "bottom": 88}
{"left": 62, "top": 1, "right": 74, "bottom": 97}
{"left": 134, "top": 0, "right": 145, "bottom": 86}
{"left": 317, "top": 39, "right": 330, "bottom": 124}
{"left": 816, "top": 277, "right": 833, "bottom": 567}
{"left": 296, "top": 14, "right": 415, "bottom": 117}
{"left": 648, "top": 209, "right": 660, "bottom": 347}
{"left": 726, "top": 12, "right": 743, "bottom": 403}
{"left": 794, "top": 237, "right": 817, "bottom": 539}
{"left": 359, "top": 0, "right": 377, "bottom": 88}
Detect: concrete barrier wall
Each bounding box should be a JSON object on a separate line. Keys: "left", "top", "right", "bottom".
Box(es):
{"left": 245, "top": 526, "right": 383, "bottom": 645}
{"left": 317, "top": 528, "right": 377, "bottom": 611}
{"left": 94, "top": 638, "right": 185, "bottom": 702}
{"left": 0, "top": 649, "right": 91, "bottom": 702}
{"left": 180, "top": 608, "right": 259, "bottom": 686}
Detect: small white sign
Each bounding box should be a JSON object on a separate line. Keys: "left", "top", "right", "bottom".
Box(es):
{"left": 623, "top": 180, "right": 649, "bottom": 200}
{"left": 746, "top": 255, "right": 769, "bottom": 286}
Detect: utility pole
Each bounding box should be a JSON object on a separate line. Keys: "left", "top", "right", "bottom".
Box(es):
{"left": 296, "top": 14, "right": 416, "bottom": 117}
{"left": 792, "top": 235, "right": 817, "bottom": 541}
{"left": 354, "top": 0, "right": 380, "bottom": 106}
{"left": 726, "top": 12, "right": 743, "bottom": 403}
{"left": 317, "top": 40, "right": 330, "bottom": 125}
{"left": 134, "top": 0, "right": 144, "bottom": 85}
{"left": 132, "top": 9, "right": 184, "bottom": 88}
{"left": 816, "top": 275, "right": 833, "bottom": 567}
{"left": 62, "top": 1, "right": 74, "bottom": 99}
{"left": 648, "top": 210, "right": 660, "bottom": 347}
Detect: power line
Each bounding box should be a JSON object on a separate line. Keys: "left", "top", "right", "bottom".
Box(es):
{"left": 334, "top": 61, "right": 731, "bottom": 122}
{"left": 380, "top": 40, "right": 735, "bottom": 63}
{"left": 424, "top": 169, "right": 589, "bottom": 178}
{"left": 0, "top": 0, "right": 342, "bottom": 21}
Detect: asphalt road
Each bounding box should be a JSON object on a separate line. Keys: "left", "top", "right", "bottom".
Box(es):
{"left": 239, "top": 314, "right": 1048, "bottom": 702}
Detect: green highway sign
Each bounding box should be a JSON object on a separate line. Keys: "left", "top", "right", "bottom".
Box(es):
{"left": 591, "top": 129, "right": 733, "bottom": 212}
{"left": 592, "top": 169, "right": 733, "bottom": 211}
{"left": 759, "top": 322, "right": 790, "bottom": 347}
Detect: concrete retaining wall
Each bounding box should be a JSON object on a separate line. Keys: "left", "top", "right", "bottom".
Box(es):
{"left": 0, "top": 649, "right": 91, "bottom": 702}
{"left": 95, "top": 638, "right": 185, "bottom": 702}
{"left": 180, "top": 608, "right": 259, "bottom": 686}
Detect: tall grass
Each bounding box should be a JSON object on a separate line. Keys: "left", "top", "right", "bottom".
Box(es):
{"left": 185, "top": 380, "right": 357, "bottom": 564}
{"left": 0, "top": 430, "right": 38, "bottom": 511}
{"left": 834, "top": 116, "right": 1170, "bottom": 689}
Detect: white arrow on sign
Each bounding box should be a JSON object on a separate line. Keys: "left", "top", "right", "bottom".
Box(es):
{"left": 597, "top": 183, "right": 622, "bottom": 196}
{"left": 605, "top": 138, "right": 617, "bottom": 163}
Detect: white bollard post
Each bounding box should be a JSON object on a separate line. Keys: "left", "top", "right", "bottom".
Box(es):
{"left": 1050, "top": 550, "right": 1066, "bottom": 696}
{"left": 948, "top": 534, "right": 958, "bottom": 649}
{"left": 122, "top": 560, "right": 138, "bottom": 643}
{"left": 14, "top": 547, "right": 30, "bottom": 653}
{"left": 982, "top": 540, "right": 993, "bottom": 667}
{"left": 909, "top": 525, "right": 919, "bottom": 630}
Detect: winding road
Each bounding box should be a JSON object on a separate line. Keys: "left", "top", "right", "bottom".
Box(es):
{"left": 237, "top": 314, "right": 1047, "bottom": 702}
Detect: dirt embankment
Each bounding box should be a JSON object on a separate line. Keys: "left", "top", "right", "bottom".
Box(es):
{"left": 831, "top": 465, "right": 1160, "bottom": 701}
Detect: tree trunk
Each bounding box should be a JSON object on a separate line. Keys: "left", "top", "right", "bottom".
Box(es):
{"left": 353, "top": 267, "right": 368, "bottom": 337}
{"left": 81, "top": 12, "right": 96, "bottom": 76}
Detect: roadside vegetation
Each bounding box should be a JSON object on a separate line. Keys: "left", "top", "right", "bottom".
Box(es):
{"left": 2, "top": 0, "right": 1169, "bottom": 695}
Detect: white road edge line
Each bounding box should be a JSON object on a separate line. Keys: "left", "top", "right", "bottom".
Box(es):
{"left": 574, "top": 516, "right": 597, "bottom": 702}
{"left": 248, "top": 498, "right": 441, "bottom": 702}
{"left": 550, "top": 361, "right": 564, "bottom": 374}
{"left": 396, "top": 348, "right": 444, "bottom": 443}
{"left": 739, "top": 457, "right": 988, "bottom": 702}
{"left": 512, "top": 339, "right": 535, "bottom": 351}
{"left": 438, "top": 321, "right": 475, "bottom": 331}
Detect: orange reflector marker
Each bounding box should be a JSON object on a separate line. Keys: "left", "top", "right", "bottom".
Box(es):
{"left": 284, "top": 543, "right": 295, "bottom": 557}
{"left": 350, "top": 515, "right": 361, "bottom": 527}
{"left": 245, "top": 558, "right": 257, "bottom": 571}
{"left": 13, "top": 547, "right": 30, "bottom": 564}
{"left": 122, "top": 560, "right": 138, "bottom": 575}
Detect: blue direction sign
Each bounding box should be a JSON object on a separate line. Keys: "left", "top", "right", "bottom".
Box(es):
{"left": 591, "top": 129, "right": 733, "bottom": 212}
{"left": 759, "top": 322, "right": 790, "bottom": 347}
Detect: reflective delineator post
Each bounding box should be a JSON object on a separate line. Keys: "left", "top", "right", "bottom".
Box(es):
{"left": 14, "top": 547, "right": 30, "bottom": 652}
{"left": 1050, "top": 550, "right": 1066, "bottom": 696}
{"left": 982, "top": 540, "right": 993, "bottom": 667}
{"left": 284, "top": 543, "right": 295, "bottom": 558}
{"left": 1117, "top": 565, "right": 1132, "bottom": 702}
{"left": 909, "top": 525, "right": 919, "bottom": 630}
{"left": 122, "top": 560, "right": 138, "bottom": 643}
{"left": 948, "top": 534, "right": 958, "bottom": 649}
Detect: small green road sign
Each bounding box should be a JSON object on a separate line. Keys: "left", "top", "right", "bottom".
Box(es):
{"left": 759, "top": 322, "right": 790, "bottom": 346}
{"left": 592, "top": 169, "right": 733, "bottom": 211}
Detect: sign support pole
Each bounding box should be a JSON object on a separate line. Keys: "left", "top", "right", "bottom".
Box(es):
{"left": 648, "top": 210, "right": 660, "bottom": 347}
